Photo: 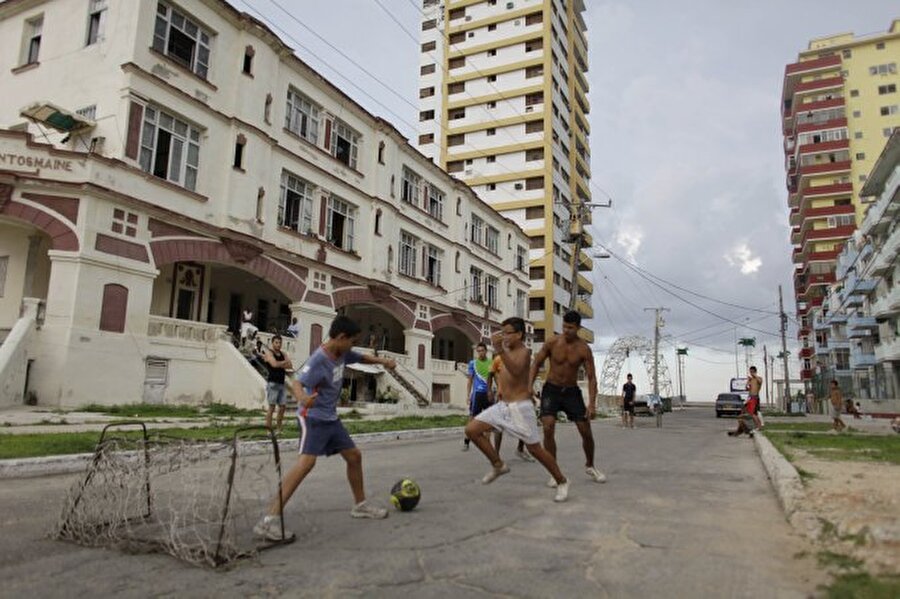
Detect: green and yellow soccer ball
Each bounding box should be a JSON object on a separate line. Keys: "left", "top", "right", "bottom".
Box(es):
{"left": 390, "top": 478, "right": 421, "bottom": 512}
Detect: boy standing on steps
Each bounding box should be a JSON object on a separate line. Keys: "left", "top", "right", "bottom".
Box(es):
{"left": 465, "top": 317, "right": 569, "bottom": 502}
{"left": 254, "top": 315, "right": 396, "bottom": 541}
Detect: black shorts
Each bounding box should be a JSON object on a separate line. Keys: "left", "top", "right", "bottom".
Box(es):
{"left": 540, "top": 382, "right": 587, "bottom": 422}
{"left": 623, "top": 399, "right": 635, "bottom": 414}
{"left": 469, "top": 392, "right": 491, "bottom": 416}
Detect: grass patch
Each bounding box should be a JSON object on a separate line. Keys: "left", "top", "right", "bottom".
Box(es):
{"left": 795, "top": 465, "right": 817, "bottom": 483}
{"left": 762, "top": 410, "right": 806, "bottom": 418}
{"left": 78, "top": 403, "right": 262, "bottom": 419}
{"left": 823, "top": 573, "right": 900, "bottom": 598}
{"left": 0, "top": 415, "right": 468, "bottom": 460}
{"left": 766, "top": 431, "right": 900, "bottom": 465}
{"left": 817, "top": 550, "right": 864, "bottom": 570}
{"left": 764, "top": 422, "right": 840, "bottom": 433}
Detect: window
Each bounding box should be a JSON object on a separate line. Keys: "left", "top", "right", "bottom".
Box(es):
{"left": 278, "top": 170, "right": 314, "bottom": 233}
{"left": 525, "top": 65, "right": 543, "bottom": 78}
{"left": 878, "top": 84, "right": 897, "bottom": 95}
{"left": 876, "top": 42, "right": 885, "bottom": 50}
{"left": 516, "top": 246, "right": 527, "bottom": 272}
{"left": 233, "top": 134, "right": 245, "bottom": 169}
{"left": 22, "top": 15, "right": 42, "bottom": 65}
{"left": 447, "top": 160, "right": 464, "bottom": 173}
{"left": 449, "top": 31, "right": 465, "bottom": 45}
{"left": 401, "top": 167, "right": 421, "bottom": 205}
{"left": 486, "top": 128, "right": 496, "bottom": 136}
{"left": 418, "top": 133, "right": 434, "bottom": 145}
{"left": 449, "top": 56, "right": 465, "bottom": 69}
{"left": 529, "top": 267, "right": 544, "bottom": 280}
{"left": 486, "top": 183, "right": 496, "bottom": 191}
{"left": 377, "top": 140, "right": 385, "bottom": 164}
{"left": 285, "top": 88, "right": 319, "bottom": 143}
{"left": 449, "top": 107, "right": 466, "bottom": 120}
{"left": 486, "top": 155, "right": 496, "bottom": 163}
{"left": 525, "top": 91, "right": 544, "bottom": 106}
{"left": 525, "top": 206, "right": 543, "bottom": 219}
{"left": 525, "top": 120, "right": 543, "bottom": 133}
{"left": 420, "top": 86, "right": 435, "bottom": 98}
{"left": 525, "top": 11, "right": 542, "bottom": 25}
{"left": 487, "top": 48, "right": 497, "bottom": 57}
{"left": 487, "top": 101, "right": 497, "bottom": 109}
{"left": 422, "top": 19, "right": 437, "bottom": 31}
{"left": 419, "top": 109, "right": 435, "bottom": 121}
{"left": 99, "top": 284, "right": 128, "bottom": 333}
{"left": 525, "top": 148, "right": 544, "bottom": 161}
{"left": 138, "top": 105, "right": 200, "bottom": 190}
{"left": 420, "top": 63, "right": 435, "bottom": 75}
{"left": 264, "top": 93, "right": 272, "bottom": 124}
{"left": 516, "top": 290, "right": 526, "bottom": 318}
{"left": 488, "top": 23, "right": 497, "bottom": 32}
{"left": 470, "top": 267, "right": 483, "bottom": 302}
{"left": 485, "top": 226, "right": 499, "bottom": 254}
{"left": 488, "top": 74, "right": 497, "bottom": 83}
{"left": 486, "top": 275, "right": 499, "bottom": 309}
{"left": 242, "top": 45, "right": 254, "bottom": 75}
{"left": 0, "top": 256, "right": 7, "bottom": 297}
{"left": 86, "top": 0, "right": 107, "bottom": 45}
{"left": 850, "top": 89, "right": 859, "bottom": 97}
{"left": 425, "top": 245, "right": 442, "bottom": 286}
{"left": 525, "top": 176, "right": 544, "bottom": 190}
{"left": 448, "top": 81, "right": 465, "bottom": 94}
{"left": 400, "top": 231, "right": 418, "bottom": 276}
{"left": 255, "top": 187, "right": 264, "bottom": 222}
{"left": 447, "top": 133, "right": 465, "bottom": 146}
{"left": 421, "top": 41, "right": 436, "bottom": 52}
{"left": 856, "top": 152, "right": 865, "bottom": 160}
{"left": 881, "top": 105, "right": 898, "bottom": 116}
{"left": 448, "top": 7, "right": 465, "bottom": 20}
{"left": 470, "top": 215, "right": 484, "bottom": 245}
{"left": 853, "top": 110, "right": 862, "bottom": 117}
{"left": 152, "top": 3, "right": 212, "bottom": 78}
{"left": 529, "top": 235, "right": 544, "bottom": 249}
{"left": 427, "top": 184, "right": 444, "bottom": 220}
{"left": 330, "top": 119, "right": 360, "bottom": 169}
{"left": 525, "top": 39, "right": 543, "bottom": 52}
{"left": 869, "top": 63, "right": 897, "bottom": 76}
{"left": 111, "top": 208, "right": 138, "bottom": 237}
{"left": 854, "top": 131, "right": 863, "bottom": 139}
{"left": 326, "top": 195, "right": 357, "bottom": 251}
{"left": 374, "top": 209, "right": 382, "bottom": 235}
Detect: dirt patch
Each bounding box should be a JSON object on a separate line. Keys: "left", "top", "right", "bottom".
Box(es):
{"left": 793, "top": 450, "right": 900, "bottom": 575}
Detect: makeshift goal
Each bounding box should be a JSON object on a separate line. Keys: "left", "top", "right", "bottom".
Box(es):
{"left": 55, "top": 423, "right": 294, "bottom": 568}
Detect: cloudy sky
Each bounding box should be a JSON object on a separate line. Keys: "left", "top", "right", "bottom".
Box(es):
{"left": 233, "top": 0, "right": 896, "bottom": 402}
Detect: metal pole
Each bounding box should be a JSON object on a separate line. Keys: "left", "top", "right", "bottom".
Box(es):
{"left": 644, "top": 307, "right": 669, "bottom": 396}
{"left": 779, "top": 285, "right": 792, "bottom": 412}
{"left": 733, "top": 326, "right": 739, "bottom": 378}
{"left": 763, "top": 345, "right": 769, "bottom": 406}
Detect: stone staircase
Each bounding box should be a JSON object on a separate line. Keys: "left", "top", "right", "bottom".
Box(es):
{"left": 386, "top": 367, "right": 429, "bottom": 408}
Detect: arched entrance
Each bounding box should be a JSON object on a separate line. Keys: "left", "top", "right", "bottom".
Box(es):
{"left": 340, "top": 303, "right": 406, "bottom": 353}
{"left": 0, "top": 219, "right": 52, "bottom": 329}
{"left": 432, "top": 326, "right": 477, "bottom": 362}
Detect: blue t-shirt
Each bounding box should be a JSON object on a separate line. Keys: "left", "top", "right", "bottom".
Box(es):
{"left": 296, "top": 346, "right": 362, "bottom": 421}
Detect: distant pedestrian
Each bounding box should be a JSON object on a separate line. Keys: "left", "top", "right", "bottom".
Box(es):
{"left": 621, "top": 373, "right": 636, "bottom": 429}
{"left": 264, "top": 335, "right": 293, "bottom": 434}
{"left": 746, "top": 366, "right": 763, "bottom": 429}
{"left": 463, "top": 343, "right": 493, "bottom": 451}
{"left": 285, "top": 317, "right": 300, "bottom": 338}
{"left": 241, "top": 309, "right": 258, "bottom": 342}
{"left": 845, "top": 397, "right": 861, "bottom": 419}
{"left": 829, "top": 380, "right": 846, "bottom": 432}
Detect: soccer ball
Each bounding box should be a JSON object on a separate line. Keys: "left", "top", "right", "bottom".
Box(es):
{"left": 390, "top": 478, "right": 421, "bottom": 512}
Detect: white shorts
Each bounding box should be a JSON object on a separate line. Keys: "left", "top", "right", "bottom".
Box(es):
{"left": 475, "top": 400, "right": 541, "bottom": 445}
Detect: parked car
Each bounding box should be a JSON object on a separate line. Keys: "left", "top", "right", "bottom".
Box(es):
{"left": 715, "top": 393, "right": 744, "bottom": 417}
{"left": 634, "top": 393, "right": 658, "bottom": 416}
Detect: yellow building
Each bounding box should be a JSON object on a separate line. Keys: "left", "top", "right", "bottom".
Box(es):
{"left": 417, "top": 0, "right": 594, "bottom": 344}
{"left": 782, "top": 18, "right": 900, "bottom": 382}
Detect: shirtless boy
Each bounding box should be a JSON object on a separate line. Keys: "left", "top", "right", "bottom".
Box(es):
{"left": 464, "top": 317, "right": 569, "bottom": 502}
{"left": 529, "top": 310, "right": 606, "bottom": 485}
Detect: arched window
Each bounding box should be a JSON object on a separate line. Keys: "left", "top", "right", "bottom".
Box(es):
{"left": 99, "top": 284, "right": 128, "bottom": 333}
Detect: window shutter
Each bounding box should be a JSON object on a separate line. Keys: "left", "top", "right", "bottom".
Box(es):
{"left": 323, "top": 119, "right": 333, "bottom": 150}
{"left": 318, "top": 195, "right": 327, "bottom": 236}
{"left": 125, "top": 102, "right": 143, "bottom": 160}
{"left": 99, "top": 284, "right": 128, "bottom": 333}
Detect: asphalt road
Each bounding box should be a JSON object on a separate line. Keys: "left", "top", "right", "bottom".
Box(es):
{"left": 0, "top": 408, "right": 825, "bottom": 598}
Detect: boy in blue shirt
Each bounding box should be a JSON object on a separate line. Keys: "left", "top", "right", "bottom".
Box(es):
{"left": 254, "top": 315, "right": 397, "bottom": 541}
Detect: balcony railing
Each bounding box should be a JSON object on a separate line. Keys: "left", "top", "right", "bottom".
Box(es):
{"left": 147, "top": 315, "right": 227, "bottom": 345}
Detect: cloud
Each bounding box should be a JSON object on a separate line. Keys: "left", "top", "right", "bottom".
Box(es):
{"left": 614, "top": 225, "right": 643, "bottom": 262}
{"left": 724, "top": 243, "right": 763, "bottom": 275}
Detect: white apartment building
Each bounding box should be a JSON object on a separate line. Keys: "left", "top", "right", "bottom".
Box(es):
{"left": 0, "top": 0, "right": 530, "bottom": 409}
{"left": 416, "top": 0, "right": 594, "bottom": 344}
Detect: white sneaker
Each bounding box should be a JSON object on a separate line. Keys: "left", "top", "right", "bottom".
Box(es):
{"left": 481, "top": 463, "right": 510, "bottom": 484}
{"left": 350, "top": 501, "right": 389, "bottom": 519}
{"left": 546, "top": 476, "right": 558, "bottom": 488}
{"left": 516, "top": 449, "right": 535, "bottom": 462}
{"left": 554, "top": 480, "right": 569, "bottom": 502}
{"left": 253, "top": 515, "right": 294, "bottom": 541}
{"left": 585, "top": 466, "right": 607, "bottom": 483}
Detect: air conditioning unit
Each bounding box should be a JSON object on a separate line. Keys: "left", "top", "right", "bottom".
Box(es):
{"left": 465, "top": 15, "right": 472, "bottom": 21}
{"left": 514, "top": 183, "right": 523, "bottom": 190}
{"left": 525, "top": 106, "right": 533, "bottom": 112}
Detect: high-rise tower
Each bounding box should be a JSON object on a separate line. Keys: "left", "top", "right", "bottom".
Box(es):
{"left": 417, "top": 0, "right": 593, "bottom": 343}
{"left": 782, "top": 19, "right": 900, "bottom": 382}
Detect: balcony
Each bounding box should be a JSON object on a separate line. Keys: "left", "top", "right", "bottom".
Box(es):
{"left": 793, "top": 75, "right": 844, "bottom": 96}
{"left": 576, "top": 273, "right": 593, "bottom": 295}
{"left": 786, "top": 96, "right": 846, "bottom": 125}
{"left": 827, "top": 338, "right": 850, "bottom": 350}
{"left": 784, "top": 54, "right": 842, "bottom": 78}
{"left": 801, "top": 224, "right": 856, "bottom": 246}
{"left": 848, "top": 278, "right": 878, "bottom": 296}
{"left": 871, "top": 286, "right": 900, "bottom": 318}
{"left": 875, "top": 336, "right": 900, "bottom": 362}
{"left": 800, "top": 368, "right": 814, "bottom": 380}
{"left": 574, "top": 298, "right": 594, "bottom": 319}
{"left": 802, "top": 182, "right": 853, "bottom": 199}
{"left": 798, "top": 160, "right": 851, "bottom": 178}
{"left": 796, "top": 138, "right": 849, "bottom": 159}
{"left": 869, "top": 228, "right": 900, "bottom": 276}
{"left": 850, "top": 349, "right": 876, "bottom": 368}
{"left": 848, "top": 313, "right": 878, "bottom": 332}
{"left": 800, "top": 346, "right": 815, "bottom": 358}
{"left": 795, "top": 117, "right": 848, "bottom": 135}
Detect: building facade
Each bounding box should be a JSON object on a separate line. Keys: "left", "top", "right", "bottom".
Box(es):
{"left": 0, "top": 0, "right": 530, "bottom": 409}
{"left": 782, "top": 19, "right": 900, "bottom": 383}
{"left": 814, "top": 131, "right": 900, "bottom": 408}
{"left": 416, "top": 0, "right": 594, "bottom": 344}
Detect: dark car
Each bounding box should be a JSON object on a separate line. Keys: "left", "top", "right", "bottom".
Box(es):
{"left": 715, "top": 393, "right": 743, "bottom": 417}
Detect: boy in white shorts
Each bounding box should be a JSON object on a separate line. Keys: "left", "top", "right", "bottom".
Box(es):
{"left": 464, "top": 317, "right": 569, "bottom": 502}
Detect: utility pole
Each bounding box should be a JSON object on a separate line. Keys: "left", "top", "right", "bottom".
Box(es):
{"left": 644, "top": 307, "right": 669, "bottom": 395}
{"left": 733, "top": 325, "right": 739, "bottom": 378}
{"left": 565, "top": 200, "right": 611, "bottom": 313}
{"left": 779, "top": 285, "right": 792, "bottom": 412}
{"left": 763, "top": 345, "right": 769, "bottom": 407}
{"left": 676, "top": 347, "right": 688, "bottom": 408}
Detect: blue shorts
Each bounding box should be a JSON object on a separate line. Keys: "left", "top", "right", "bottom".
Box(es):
{"left": 266, "top": 382, "right": 286, "bottom": 406}
{"left": 298, "top": 417, "right": 356, "bottom": 456}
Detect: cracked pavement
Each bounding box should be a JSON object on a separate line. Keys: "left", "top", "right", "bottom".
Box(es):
{"left": 0, "top": 409, "right": 826, "bottom": 597}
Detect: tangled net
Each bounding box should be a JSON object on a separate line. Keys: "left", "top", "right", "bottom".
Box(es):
{"left": 55, "top": 423, "right": 293, "bottom": 568}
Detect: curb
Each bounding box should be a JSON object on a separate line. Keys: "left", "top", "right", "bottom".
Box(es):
{"left": 0, "top": 426, "right": 465, "bottom": 480}
{"left": 753, "top": 432, "right": 822, "bottom": 540}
